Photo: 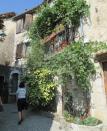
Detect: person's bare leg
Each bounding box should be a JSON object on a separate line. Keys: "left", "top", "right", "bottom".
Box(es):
{"left": 21, "top": 110, "right": 24, "bottom": 121}
{"left": 18, "top": 111, "right": 22, "bottom": 124}
{"left": 0, "top": 97, "right": 3, "bottom": 105}
{"left": 18, "top": 111, "right": 22, "bottom": 121}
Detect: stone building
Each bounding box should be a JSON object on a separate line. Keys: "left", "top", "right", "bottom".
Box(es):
{"left": 41, "top": 0, "right": 107, "bottom": 125}
{"left": 0, "top": 0, "right": 107, "bottom": 126}
{"left": 0, "top": 3, "right": 43, "bottom": 102}
{"left": 0, "top": 12, "right": 16, "bottom": 103}
{"left": 83, "top": 0, "right": 107, "bottom": 124}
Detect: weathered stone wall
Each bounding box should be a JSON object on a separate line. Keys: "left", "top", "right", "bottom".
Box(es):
{"left": 0, "top": 19, "right": 16, "bottom": 66}
{"left": 90, "top": 63, "right": 107, "bottom": 124}
{"left": 82, "top": 0, "right": 107, "bottom": 124}
{"left": 84, "top": 0, "right": 107, "bottom": 42}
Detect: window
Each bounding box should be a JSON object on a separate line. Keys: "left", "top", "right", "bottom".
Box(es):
{"left": 16, "top": 14, "right": 33, "bottom": 34}
{"left": 16, "top": 43, "right": 23, "bottom": 59}
{"left": 16, "top": 42, "right": 30, "bottom": 59}
{"left": 45, "top": 31, "right": 68, "bottom": 54}
{"left": 0, "top": 30, "right": 6, "bottom": 41}
{"left": 16, "top": 19, "right": 23, "bottom": 34}
{"left": 24, "top": 14, "right": 33, "bottom": 30}
{"left": 10, "top": 73, "right": 18, "bottom": 93}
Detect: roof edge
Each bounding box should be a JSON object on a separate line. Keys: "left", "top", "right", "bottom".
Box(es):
{"left": 13, "top": 1, "right": 45, "bottom": 21}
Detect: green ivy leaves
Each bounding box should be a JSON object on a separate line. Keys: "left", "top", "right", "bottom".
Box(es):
{"left": 30, "top": 0, "right": 89, "bottom": 39}
{"left": 46, "top": 41, "right": 96, "bottom": 90}
{"left": 27, "top": 68, "right": 57, "bottom": 107}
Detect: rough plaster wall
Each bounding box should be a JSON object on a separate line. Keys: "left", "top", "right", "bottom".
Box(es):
{"left": 82, "top": 0, "right": 107, "bottom": 123}
{"left": 64, "top": 79, "right": 90, "bottom": 116}
{"left": 15, "top": 31, "right": 27, "bottom": 45}
{"left": 0, "top": 19, "right": 15, "bottom": 66}
{"left": 84, "top": 0, "right": 107, "bottom": 42}
{"left": 33, "top": 13, "right": 37, "bottom": 20}
{"left": 91, "top": 63, "right": 107, "bottom": 124}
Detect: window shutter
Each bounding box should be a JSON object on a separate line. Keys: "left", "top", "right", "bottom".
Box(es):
{"left": 24, "top": 14, "right": 33, "bottom": 30}
{"left": 16, "top": 19, "right": 23, "bottom": 34}
{"left": 16, "top": 43, "right": 23, "bottom": 59}
{"left": 22, "top": 43, "right": 26, "bottom": 58}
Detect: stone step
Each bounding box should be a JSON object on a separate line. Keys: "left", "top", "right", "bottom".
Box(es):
{"left": 103, "top": 125, "right": 107, "bottom": 131}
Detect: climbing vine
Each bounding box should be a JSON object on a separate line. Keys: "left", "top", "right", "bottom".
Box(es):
{"left": 30, "top": 0, "right": 89, "bottom": 39}
{"left": 25, "top": 68, "right": 56, "bottom": 107}
{"left": 46, "top": 41, "right": 95, "bottom": 90}
{"left": 26, "top": 0, "right": 107, "bottom": 109}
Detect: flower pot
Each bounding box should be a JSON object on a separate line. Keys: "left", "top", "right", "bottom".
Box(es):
{"left": 65, "top": 123, "right": 103, "bottom": 131}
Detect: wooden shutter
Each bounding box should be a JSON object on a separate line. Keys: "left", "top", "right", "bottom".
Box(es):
{"left": 22, "top": 43, "right": 26, "bottom": 58}
{"left": 16, "top": 43, "right": 23, "bottom": 59}
{"left": 24, "top": 14, "right": 33, "bottom": 30}
{"left": 16, "top": 19, "right": 23, "bottom": 34}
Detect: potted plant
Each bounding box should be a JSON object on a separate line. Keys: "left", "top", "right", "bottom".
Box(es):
{"left": 64, "top": 111, "right": 103, "bottom": 131}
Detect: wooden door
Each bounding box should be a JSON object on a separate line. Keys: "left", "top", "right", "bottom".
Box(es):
{"left": 102, "top": 62, "right": 107, "bottom": 95}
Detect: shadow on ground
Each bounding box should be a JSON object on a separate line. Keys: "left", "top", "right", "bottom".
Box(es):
{"left": 0, "top": 104, "right": 63, "bottom": 131}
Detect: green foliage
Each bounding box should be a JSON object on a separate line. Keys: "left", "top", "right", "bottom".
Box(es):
{"left": 31, "top": 0, "right": 89, "bottom": 38}
{"left": 27, "top": 38, "right": 107, "bottom": 92}
{"left": 27, "top": 38, "right": 45, "bottom": 69}
{"left": 27, "top": 0, "right": 107, "bottom": 110}
{"left": 28, "top": 0, "right": 91, "bottom": 91}
{"left": 64, "top": 111, "right": 102, "bottom": 126}
{"left": 74, "top": 116, "right": 102, "bottom": 126}
{"left": 54, "top": 0, "right": 89, "bottom": 26}
{"left": 89, "top": 41, "right": 107, "bottom": 53}
{"left": 46, "top": 41, "right": 96, "bottom": 90}
{"left": 79, "top": 116, "right": 102, "bottom": 126}
{"left": 64, "top": 111, "right": 75, "bottom": 123}
{"left": 26, "top": 68, "right": 57, "bottom": 107}
{"left": 34, "top": 5, "right": 58, "bottom": 38}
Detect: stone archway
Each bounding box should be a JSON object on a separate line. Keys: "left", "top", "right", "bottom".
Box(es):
{"left": 10, "top": 73, "right": 18, "bottom": 93}
{"left": 10, "top": 70, "right": 20, "bottom": 93}
{"left": 96, "top": 52, "right": 107, "bottom": 97}
{"left": 8, "top": 70, "right": 20, "bottom": 103}
{"left": 92, "top": 52, "right": 107, "bottom": 123}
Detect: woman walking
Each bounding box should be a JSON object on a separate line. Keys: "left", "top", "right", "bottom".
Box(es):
{"left": 16, "top": 82, "right": 27, "bottom": 125}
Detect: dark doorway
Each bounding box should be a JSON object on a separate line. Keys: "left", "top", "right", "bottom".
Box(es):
{"left": 102, "top": 62, "right": 107, "bottom": 95}
{"left": 10, "top": 73, "right": 18, "bottom": 93}
{"left": 0, "top": 76, "right": 4, "bottom": 89}
{"left": 0, "top": 76, "right": 4, "bottom": 102}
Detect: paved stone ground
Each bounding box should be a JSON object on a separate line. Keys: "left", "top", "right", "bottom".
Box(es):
{"left": 1, "top": 104, "right": 107, "bottom": 131}
{"left": 0, "top": 104, "right": 64, "bottom": 131}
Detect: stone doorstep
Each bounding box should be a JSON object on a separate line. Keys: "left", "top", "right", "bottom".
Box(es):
{"left": 103, "top": 125, "right": 107, "bottom": 131}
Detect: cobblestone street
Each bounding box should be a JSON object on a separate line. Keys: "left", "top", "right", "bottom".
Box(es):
{"left": 0, "top": 104, "right": 64, "bottom": 131}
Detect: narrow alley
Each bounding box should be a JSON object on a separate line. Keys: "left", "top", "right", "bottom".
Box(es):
{"left": 0, "top": 104, "right": 64, "bottom": 131}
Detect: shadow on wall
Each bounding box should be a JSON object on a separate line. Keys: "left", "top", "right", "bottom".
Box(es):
{"left": 63, "top": 78, "right": 91, "bottom": 117}
{"left": 0, "top": 64, "right": 22, "bottom": 103}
